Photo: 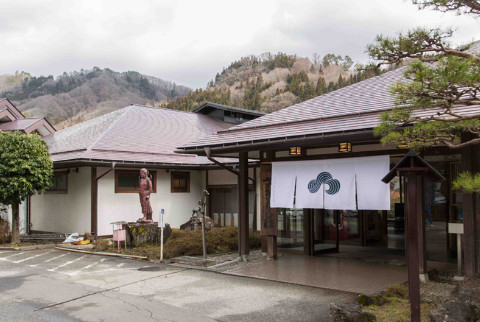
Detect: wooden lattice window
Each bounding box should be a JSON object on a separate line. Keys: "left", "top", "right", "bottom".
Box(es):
{"left": 171, "top": 171, "right": 190, "bottom": 193}
{"left": 115, "top": 170, "right": 156, "bottom": 193}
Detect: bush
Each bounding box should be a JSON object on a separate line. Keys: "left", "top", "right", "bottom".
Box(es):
{"left": 94, "top": 238, "right": 112, "bottom": 252}
{"left": 163, "top": 226, "right": 261, "bottom": 259}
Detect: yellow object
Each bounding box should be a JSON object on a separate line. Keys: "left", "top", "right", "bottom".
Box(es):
{"left": 73, "top": 239, "right": 91, "bottom": 245}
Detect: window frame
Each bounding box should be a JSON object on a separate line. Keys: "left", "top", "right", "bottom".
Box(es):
{"left": 46, "top": 170, "right": 68, "bottom": 194}
{"left": 171, "top": 171, "right": 190, "bottom": 193}
{"left": 115, "top": 170, "right": 157, "bottom": 193}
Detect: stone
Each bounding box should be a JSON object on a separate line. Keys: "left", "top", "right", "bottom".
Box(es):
{"left": 125, "top": 222, "right": 171, "bottom": 247}
{"left": 170, "top": 256, "right": 216, "bottom": 267}
{"left": 330, "top": 303, "right": 376, "bottom": 321}
{"left": 429, "top": 301, "right": 479, "bottom": 322}
{"left": 180, "top": 215, "right": 216, "bottom": 231}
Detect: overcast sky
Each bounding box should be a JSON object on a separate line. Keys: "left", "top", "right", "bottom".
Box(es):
{"left": 0, "top": 0, "right": 478, "bottom": 89}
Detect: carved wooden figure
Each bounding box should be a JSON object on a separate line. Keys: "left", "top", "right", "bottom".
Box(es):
{"left": 138, "top": 168, "right": 153, "bottom": 222}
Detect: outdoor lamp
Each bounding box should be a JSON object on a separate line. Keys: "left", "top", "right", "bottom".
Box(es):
{"left": 289, "top": 147, "right": 302, "bottom": 155}
{"left": 338, "top": 142, "right": 352, "bottom": 152}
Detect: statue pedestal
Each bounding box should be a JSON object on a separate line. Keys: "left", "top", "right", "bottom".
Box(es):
{"left": 125, "top": 222, "right": 171, "bottom": 247}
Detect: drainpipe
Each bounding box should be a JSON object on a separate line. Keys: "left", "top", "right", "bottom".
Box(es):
{"left": 204, "top": 147, "right": 255, "bottom": 183}
{"left": 92, "top": 162, "right": 116, "bottom": 237}
{"left": 97, "top": 162, "right": 116, "bottom": 181}
{"left": 204, "top": 148, "right": 253, "bottom": 260}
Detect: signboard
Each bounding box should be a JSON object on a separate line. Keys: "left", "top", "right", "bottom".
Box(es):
{"left": 159, "top": 209, "right": 165, "bottom": 228}
{"left": 260, "top": 163, "right": 278, "bottom": 236}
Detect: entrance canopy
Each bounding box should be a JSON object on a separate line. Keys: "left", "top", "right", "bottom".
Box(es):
{"left": 271, "top": 155, "right": 390, "bottom": 210}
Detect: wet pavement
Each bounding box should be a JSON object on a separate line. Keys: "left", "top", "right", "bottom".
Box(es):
{"left": 0, "top": 248, "right": 354, "bottom": 321}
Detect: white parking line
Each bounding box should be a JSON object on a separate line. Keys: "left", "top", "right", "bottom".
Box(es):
{"left": 48, "top": 255, "right": 87, "bottom": 272}
{"left": 83, "top": 258, "right": 107, "bottom": 270}
{"left": 64, "top": 258, "right": 107, "bottom": 276}
{"left": 42, "top": 253, "right": 69, "bottom": 263}
{"left": 0, "top": 252, "right": 24, "bottom": 260}
{"left": 14, "top": 250, "right": 55, "bottom": 264}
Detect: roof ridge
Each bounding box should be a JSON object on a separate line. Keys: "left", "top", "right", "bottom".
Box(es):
{"left": 217, "top": 107, "right": 391, "bottom": 135}
{"left": 131, "top": 103, "right": 196, "bottom": 115}
{"left": 87, "top": 106, "right": 131, "bottom": 152}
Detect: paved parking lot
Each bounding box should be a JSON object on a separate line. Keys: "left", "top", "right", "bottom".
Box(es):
{"left": 0, "top": 248, "right": 354, "bottom": 321}
{"left": 0, "top": 249, "right": 155, "bottom": 276}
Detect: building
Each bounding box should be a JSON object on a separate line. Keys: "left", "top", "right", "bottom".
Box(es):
{"left": 30, "top": 103, "right": 263, "bottom": 237}
{"left": 177, "top": 67, "right": 480, "bottom": 277}
{"left": 0, "top": 98, "right": 56, "bottom": 234}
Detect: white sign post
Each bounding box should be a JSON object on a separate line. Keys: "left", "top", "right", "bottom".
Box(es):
{"left": 448, "top": 222, "right": 464, "bottom": 280}
{"left": 159, "top": 209, "right": 165, "bottom": 261}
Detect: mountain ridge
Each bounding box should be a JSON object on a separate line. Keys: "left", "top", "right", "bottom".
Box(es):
{"left": 0, "top": 67, "right": 191, "bottom": 129}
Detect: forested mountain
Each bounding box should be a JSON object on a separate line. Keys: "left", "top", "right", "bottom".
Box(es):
{"left": 162, "top": 52, "right": 380, "bottom": 113}
{"left": 1, "top": 53, "right": 381, "bottom": 129}
{"left": 1, "top": 68, "right": 190, "bottom": 128}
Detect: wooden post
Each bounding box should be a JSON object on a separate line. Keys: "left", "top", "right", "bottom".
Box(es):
{"left": 91, "top": 167, "right": 97, "bottom": 235}
{"left": 417, "top": 176, "right": 427, "bottom": 280}
{"left": 238, "top": 152, "right": 249, "bottom": 259}
{"left": 260, "top": 163, "right": 278, "bottom": 259}
{"left": 406, "top": 172, "right": 421, "bottom": 322}
{"left": 382, "top": 151, "right": 445, "bottom": 322}
{"left": 304, "top": 209, "right": 313, "bottom": 255}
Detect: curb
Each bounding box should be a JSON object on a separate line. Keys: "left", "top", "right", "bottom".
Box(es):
{"left": 0, "top": 243, "right": 56, "bottom": 251}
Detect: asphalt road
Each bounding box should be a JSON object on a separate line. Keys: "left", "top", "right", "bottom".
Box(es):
{"left": 0, "top": 248, "right": 354, "bottom": 321}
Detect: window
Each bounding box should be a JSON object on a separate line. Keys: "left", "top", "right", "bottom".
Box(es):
{"left": 115, "top": 170, "right": 156, "bottom": 193}
{"left": 171, "top": 171, "right": 190, "bottom": 193}
{"left": 47, "top": 171, "right": 68, "bottom": 193}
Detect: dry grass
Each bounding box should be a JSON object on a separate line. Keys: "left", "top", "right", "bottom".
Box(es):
{"left": 363, "top": 297, "right": 435, "bottom": 322}
{"left": 127, "top": 226, "right": 261, "bottom": 260}
{"left": 362, "top": 283, "right": 433, "bottom": 321}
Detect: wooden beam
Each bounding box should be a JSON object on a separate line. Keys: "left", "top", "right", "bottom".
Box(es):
{"left": 238, "top": 152, "right": 249, "bottom": 258}
{"left": 91, "top": 167, "right": 97, "bottom": 235}
{"left": 417, "top": 176, "right": 427, "bottom": 277}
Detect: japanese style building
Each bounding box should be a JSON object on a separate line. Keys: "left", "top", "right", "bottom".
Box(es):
{"left": 177, "top": 67, "right": 480, "bottom": 277}
{"left": 28, "top": 102, "right": 263, "bottom": 237}
{"left": 0, "top": 98, "right": 56, "bottom": 234}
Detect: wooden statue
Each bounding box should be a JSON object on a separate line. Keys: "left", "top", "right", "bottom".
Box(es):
{"left": 137, "top": 168, "right": 153, "bottom": 223}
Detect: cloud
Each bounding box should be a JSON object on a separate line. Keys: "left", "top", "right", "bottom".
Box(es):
{"left": 0, "top": 0, "right": 477, "bottom": 89}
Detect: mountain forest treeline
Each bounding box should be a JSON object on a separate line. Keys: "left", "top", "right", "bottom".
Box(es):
{"left": 161, "top": 52, "right": 380, "bottom": 113}
{"left": 0, "top": 52, "right": 382, "bottom": 128}
{"left": 0, "top": 68, "right": 190, "bottom": 128}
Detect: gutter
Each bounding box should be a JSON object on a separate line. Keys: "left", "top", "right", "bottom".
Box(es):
{"left": 177, "top": 129, "right": 376, "bottom": 155}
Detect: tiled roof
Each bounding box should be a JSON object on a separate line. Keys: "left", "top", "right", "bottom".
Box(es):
{"left": 0, "top": 118, "right": 44, "bottom": 131}
{"left": 45, "top": 104, "right": 235, "bottom": 165}
{"left": 178, "top": 65, "right": 479, "bottom": 152}
{"left": 227, "top": 67, "right": 406, "bottom": 131}
{"left": 194, "top": 102, "right": 266, "bottom": 116}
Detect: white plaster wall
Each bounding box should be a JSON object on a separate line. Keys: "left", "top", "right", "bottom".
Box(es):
{"left": 208, "top": 168, "right": 254, "bottom": 185}
{"left": 97, "top": 168, "right": 206, "bottom": 236}
{"left": 31, "top": 167, "right": 91, "bottom": 234}
{"left": 208, "top": 168, "right": 261, "bottom": 231}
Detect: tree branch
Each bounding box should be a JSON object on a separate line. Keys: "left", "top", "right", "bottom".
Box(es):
{"left": 443, "top": 137, "right": 480, "bottom": 148}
